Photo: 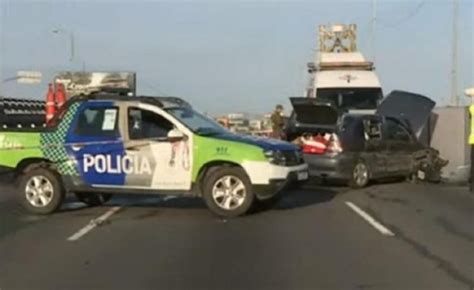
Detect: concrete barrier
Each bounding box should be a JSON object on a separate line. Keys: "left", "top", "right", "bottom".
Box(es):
{"left": 427, "top": 107, "right": 470, "bottom": 183}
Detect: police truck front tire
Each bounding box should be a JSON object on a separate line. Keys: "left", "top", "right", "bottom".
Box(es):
{"left": 19, "top": 167, "right": 65, "bottom": 215}
{"left": 202, "top": 167, "right": 254, "bottom": 218}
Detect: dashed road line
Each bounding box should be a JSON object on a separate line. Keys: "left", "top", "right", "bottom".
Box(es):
{"left": 67, "top": 206, "right": 122, "bottom": 242}
{"left": 345, "top": 201, "right": 395, "bottom": 236}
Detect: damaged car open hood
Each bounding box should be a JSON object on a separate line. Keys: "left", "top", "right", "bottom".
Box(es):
{"left": 289, "top": 97, "right": 339, "bottom": 126}
{"left": 376, "top": 90, "right": 435, "bottom": 137}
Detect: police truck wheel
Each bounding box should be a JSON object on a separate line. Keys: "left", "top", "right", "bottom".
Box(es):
{"left": 202, "top": 167, "right": 254, "bottom": 218}
{"left": 75, "top": 193, "right": 113, "bottom": 206}
{"left": 19, "top": 167, "right": 65, "bottom": 215}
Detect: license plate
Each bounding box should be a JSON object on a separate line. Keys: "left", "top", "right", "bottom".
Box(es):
{"left": 417, "top": 170, "right": 425, "bottom": 180}
{"left": 297, "top": 171, "right": 309, "bottom": 180}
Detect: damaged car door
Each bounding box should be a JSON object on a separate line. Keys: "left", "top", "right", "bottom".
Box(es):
{"left": 382, "top": 117, "right": 418, "bottom": 176}
{"left": 361, "top": 116, "right": 388, "bottom": 178}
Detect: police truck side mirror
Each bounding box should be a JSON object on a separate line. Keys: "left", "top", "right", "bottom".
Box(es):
{"left": 167, "top": 128, "right": 185, "bottom": 142}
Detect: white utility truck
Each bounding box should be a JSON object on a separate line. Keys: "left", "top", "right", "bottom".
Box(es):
{"left": 305, "top": 24, "right": 382, "bottom": 112}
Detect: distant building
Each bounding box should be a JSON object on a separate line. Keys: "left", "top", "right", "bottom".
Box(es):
{"left": 216, "top": 116, "right": 229, "bottom": 128}
{"left": 249, "top": 119, "right": 263, "bottom": 131}
{"left": 227, "top": 113, "right": 249, "bottom": 133}
{"left": 213, "top": 112, "right": 279, "bottom": 137}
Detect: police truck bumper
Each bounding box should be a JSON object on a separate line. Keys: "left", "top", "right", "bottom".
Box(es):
{"left": 243, "top": 162, "right": 309, "bottom": 200}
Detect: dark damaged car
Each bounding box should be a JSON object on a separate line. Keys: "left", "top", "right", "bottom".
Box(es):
{"left": 285, "top": 90, "right": 448, "bottom": 188}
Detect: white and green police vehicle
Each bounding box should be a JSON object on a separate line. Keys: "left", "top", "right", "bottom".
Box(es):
{"left": 0, "top": 94, "right": 308, "bottom": 217}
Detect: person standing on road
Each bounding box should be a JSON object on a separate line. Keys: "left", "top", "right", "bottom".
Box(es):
{"left": 271, "top": 104, "right": 284, "bottom": 140}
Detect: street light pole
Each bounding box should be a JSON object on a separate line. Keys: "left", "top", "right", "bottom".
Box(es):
{"left": 371, "top": 0, "right": 377, "bottom": 63}
{"left": 52, "top": 28, "right": 75, "bottom": 63}
{"left": 69, "top": 31, "right": 75, "bottom": 62}
{"left": 451, "top": 0, "right": 459, "bottom": 106}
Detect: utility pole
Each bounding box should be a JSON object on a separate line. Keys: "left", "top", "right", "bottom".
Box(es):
{"left": 52, "top": 29, "right": 75, "bottom": 63}
{"left": 451, "top": 0, "right": 459, "bottom": 106}
{"left": 70, "top": 31, "right": 75, "bottom": 62}
{"left": 0, "top": 0, "right": 4, "bottom": 95}
{"left": 371, "top": 0, "right": 377, "bottom": 64}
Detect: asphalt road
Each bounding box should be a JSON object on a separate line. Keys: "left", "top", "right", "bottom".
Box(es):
{"left": 1, "top": 177, "right": 473, "bottom": 290}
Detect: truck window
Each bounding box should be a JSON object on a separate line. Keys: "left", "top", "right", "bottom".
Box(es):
{"left": 316, "top": 88, "right": 382, "bottom": 110}
{"left": 75, "top": 107, "right": 119, "bottom": 137}
{"left": 128, "top": 108, "right": 174, "bottom": 140}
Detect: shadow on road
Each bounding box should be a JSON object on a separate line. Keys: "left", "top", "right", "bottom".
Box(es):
{"left": 276, "top": 186, "right": 342, "bottom": 210}
{"left": 73, "top": 184, "right": 347, "bottom": 215}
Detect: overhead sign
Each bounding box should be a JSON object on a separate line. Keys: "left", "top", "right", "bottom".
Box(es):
{"left": 16, "top": 71, "right": 42, "bottom": 84}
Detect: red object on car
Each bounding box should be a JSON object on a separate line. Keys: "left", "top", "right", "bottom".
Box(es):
{"left": 301, "top": 134, "right": 330, "bottom": 154}
{"left": 301, "top": 133, "right": 342, "bottom": 155}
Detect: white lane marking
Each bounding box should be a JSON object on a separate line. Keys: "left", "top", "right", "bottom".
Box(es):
{"left": 345, "top": 201, "right": 395, "bottom": 236}
{"left": 67, "top": 206, "right": 122, "bottom": 242}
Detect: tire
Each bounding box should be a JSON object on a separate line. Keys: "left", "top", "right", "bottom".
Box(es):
{"left": 18, "top": 167, "right": 65, "bottom": 215}
{"left": 348, "top": 160, "right": 370, "bottom": 189}
{"left": 75, "top": 192, "right": 113, "bottom": 206}
{"left": 202, "top": 166, "right": 254, "bottom": 218}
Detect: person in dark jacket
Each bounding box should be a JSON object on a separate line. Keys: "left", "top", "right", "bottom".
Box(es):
{"left": 271, "top": 104, "right": 284, "bottom": 139}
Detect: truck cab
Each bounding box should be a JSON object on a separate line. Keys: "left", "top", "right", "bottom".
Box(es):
{"left": 0, "top": 94, "right": 308, "bottom": 217}
{"left": 307, "top": 52, "right": 383, "bottom": 112}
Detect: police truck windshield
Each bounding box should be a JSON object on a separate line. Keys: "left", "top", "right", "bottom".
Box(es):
{"left": 167, "top": 107, "right": 228, "bottom": 136}
{"left": 317, "top": 88, "right": 383, "bottom": 110}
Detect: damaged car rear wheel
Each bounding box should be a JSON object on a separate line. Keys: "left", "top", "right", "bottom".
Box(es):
{"left": 349, "top": 160, "right": 370, "bottom": 189}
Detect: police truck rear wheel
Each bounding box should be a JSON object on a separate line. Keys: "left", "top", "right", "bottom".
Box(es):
{"left": 202, "top": 167, "right": 254, "bottom": 218}
{"left": 75, "top": 193, "right": 112, "bottom": 206}
{"left": 19, "top": 167, "right": 65, "bottom": 215}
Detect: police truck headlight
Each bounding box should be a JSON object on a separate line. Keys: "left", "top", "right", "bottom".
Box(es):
{"left": 264, "top": 150, "right": 286, "bottom": 166}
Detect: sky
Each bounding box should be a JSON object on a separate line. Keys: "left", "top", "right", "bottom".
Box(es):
{"left": 0, "top": 0, "right": 472, "bottom": 115}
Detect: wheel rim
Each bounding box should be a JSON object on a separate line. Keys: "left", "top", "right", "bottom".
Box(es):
{"left": 212, "top": 175, "right": 247, "bottom": 211}
{"left": 353, "top": 163, "right": 368, "bottom": 186}
{"left": 25, "top": 175, "right": 54, "bottom": 207}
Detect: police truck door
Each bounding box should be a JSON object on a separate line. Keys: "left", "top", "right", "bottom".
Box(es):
{"left": 125, "top": 105, "right": 193, "bottom": 191}
{"left": 66, "top": 102, "right": 126, "bottom": 188}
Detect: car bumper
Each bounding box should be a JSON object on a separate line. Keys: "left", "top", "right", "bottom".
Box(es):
{"left": 303, "top": 153, "right": 354, "bottom": 181}
{"left": 244, "top": 162, "right": 309, "bottom": 200}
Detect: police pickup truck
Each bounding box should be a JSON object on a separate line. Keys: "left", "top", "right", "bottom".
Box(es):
{"left": 0, "top": 94, "right": 308, "bottom": 217}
